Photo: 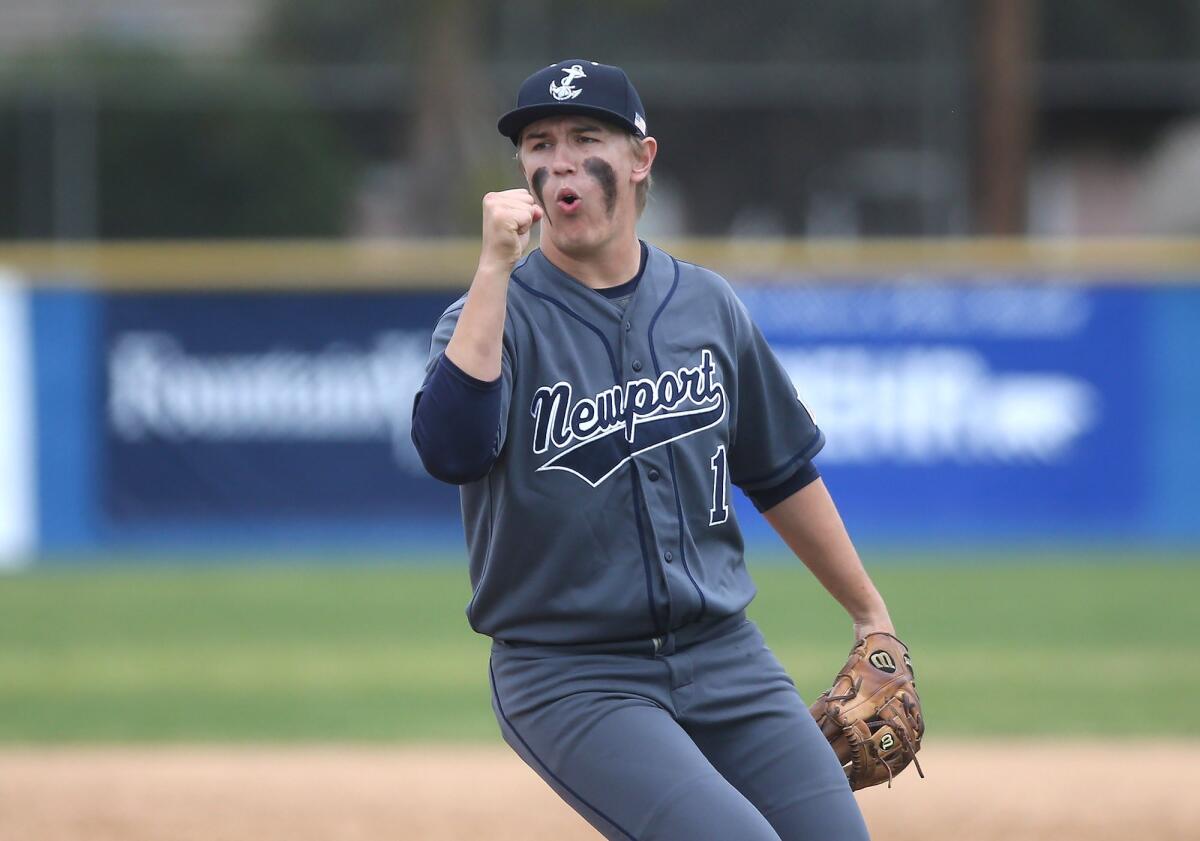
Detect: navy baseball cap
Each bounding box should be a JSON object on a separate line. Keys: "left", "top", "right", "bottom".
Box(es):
{"left": 497, "top": 59, "right": 647, "bottom": 145}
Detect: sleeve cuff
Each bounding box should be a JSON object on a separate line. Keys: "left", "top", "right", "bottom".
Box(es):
{"left": 748, "top": 460, "right": 821, "bottom": 513}
{"left": 734, "top": 428, "right": 825, "bottom": 492}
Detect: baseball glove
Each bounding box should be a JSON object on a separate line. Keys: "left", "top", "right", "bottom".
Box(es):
{"left": 809, "top": 632, "right": 925, "bottom": 790}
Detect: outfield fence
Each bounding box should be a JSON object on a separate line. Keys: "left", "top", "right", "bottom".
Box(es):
{"left": 2, "top": 239, "right": 1198, "bottom": 564}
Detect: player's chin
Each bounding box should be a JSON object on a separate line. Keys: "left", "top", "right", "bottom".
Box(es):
{"left": 559, "top": 233, "right": 608, "bottom": 259}
{"left": 548, "top": 221, "right": 603, "bottom": 251}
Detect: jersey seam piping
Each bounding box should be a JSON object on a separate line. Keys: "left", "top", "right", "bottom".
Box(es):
{"left": 734, "top": 428, "right": 825, "bottom": 490}
{"left": 511, "top": 276, "right": 620, "bottom": 376}
{"left": 509, "top": 274, "right": 663, "bottom": 636}
{"left": 647, "top": 256, "right": 708, "bottom": 620}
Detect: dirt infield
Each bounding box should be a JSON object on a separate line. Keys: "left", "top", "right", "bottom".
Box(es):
{"left": 1, "top": 742, "right": 1195, "bottom": 841}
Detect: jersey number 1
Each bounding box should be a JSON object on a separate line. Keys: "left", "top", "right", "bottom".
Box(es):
{"left": 709, "top": 445, "right": 729, "bottom": 526}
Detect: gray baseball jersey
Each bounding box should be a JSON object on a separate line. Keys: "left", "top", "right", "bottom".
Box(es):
{"left": 419, "top": 242, "right": 823, "bottom": 645}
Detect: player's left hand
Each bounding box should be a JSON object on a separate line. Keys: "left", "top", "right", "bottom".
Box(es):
{"left": 810, "top": 632, "right": 925, "bottom": 790}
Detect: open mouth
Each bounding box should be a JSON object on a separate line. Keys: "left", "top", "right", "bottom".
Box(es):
{"left": 556, "top": 188, "right": 582, "bottom": 212}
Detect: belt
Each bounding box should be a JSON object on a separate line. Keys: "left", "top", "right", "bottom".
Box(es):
{"left": 492, "top": 610, "right": 748, "bottom": 658}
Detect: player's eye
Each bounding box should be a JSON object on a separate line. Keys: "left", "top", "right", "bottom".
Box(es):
{"left": 530, "top": 141, "right": 550, "bottom": 151}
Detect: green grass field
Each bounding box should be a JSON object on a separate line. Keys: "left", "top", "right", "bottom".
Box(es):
{"left": 1, "top": 555, "right": 1195, "bottom": 742}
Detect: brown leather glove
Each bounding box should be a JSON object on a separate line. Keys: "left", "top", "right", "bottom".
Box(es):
{"left": 809, "top": 632, "right": 925, "bottom": 790}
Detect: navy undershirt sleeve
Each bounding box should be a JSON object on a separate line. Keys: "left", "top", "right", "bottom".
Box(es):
{"left": 747, "top": 460, "right": 821, "bottom": 513}
{"left": 411, "top": 352, "right": 503, "bottom": 485}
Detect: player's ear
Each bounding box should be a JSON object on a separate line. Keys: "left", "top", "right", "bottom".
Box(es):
{"left": 630, "top": 136, "right": 656, "bottom": 185}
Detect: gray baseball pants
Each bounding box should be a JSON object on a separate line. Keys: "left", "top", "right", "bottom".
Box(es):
{"left": 489, "top": 612, "right": 871, "bottom": 840}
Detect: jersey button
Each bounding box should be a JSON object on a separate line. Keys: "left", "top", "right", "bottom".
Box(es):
{"left": 631, "top": 359, "right": 643, "bottom": 372}
{"left": 664, "top": 551, "right": 674, "bottom": 563}
{"left": 647, "top": 468, "right": 660, "bottom": 481}
{"left": 625, "top": 320, "right": 632, "bottom": 331}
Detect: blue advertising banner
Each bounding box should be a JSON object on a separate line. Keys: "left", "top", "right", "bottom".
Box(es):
{"left": 26, "top": 278, "right": 1200, "bottom": 555}
{"left": 96, "top": 291, "right": 461, "bottom": 543}
{"left": 734, "top": 282, "right": 1153, "bottom": 542}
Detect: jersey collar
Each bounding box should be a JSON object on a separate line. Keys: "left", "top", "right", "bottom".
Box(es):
{"left": 519, "top": 241, "right": 674, "bottom": 324}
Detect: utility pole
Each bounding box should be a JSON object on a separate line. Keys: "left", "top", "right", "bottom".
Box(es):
{"left": 977, "top": 0, "right": 1035, "bottom": 235}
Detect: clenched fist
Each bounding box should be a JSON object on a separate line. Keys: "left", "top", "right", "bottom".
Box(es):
{"left": 480, "top": 189, "right": 544, "bottom": 271}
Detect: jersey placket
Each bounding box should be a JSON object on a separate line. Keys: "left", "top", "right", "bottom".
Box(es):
{"left": 618, "top": 311, "right": 703, "bottom": 631}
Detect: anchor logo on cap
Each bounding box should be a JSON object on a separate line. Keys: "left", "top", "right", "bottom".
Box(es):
{"left": 549, "top": 64, "right": 587, "bottom": 101}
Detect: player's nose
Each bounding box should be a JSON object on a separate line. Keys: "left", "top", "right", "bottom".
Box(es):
{"left": 550, "top": 143, "right": 577, "bottom": 175}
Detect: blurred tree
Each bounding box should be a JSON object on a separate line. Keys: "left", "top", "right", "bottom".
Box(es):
{"left": 0, "top": 41, "right": 355, "bottom": 239}
{"left": 1042, "top": 0, "right": 1200, "bottom": 61}
{"left": 258, "top": 0, "right": 415, "bottom": 63}
{"left": 10, "top": 0, "right": 1198, "bottom": 240}
{"left": 257, "top": 0, "right": 499, "bottom": 236}
{"left": 402, "top": 0, "right": 494, "bottom": 235}
{"left": 250, "top": 0, "right": 975, "bottom": 237}
{"left": 507, "top": 0, "right": 928, "bottom": 63}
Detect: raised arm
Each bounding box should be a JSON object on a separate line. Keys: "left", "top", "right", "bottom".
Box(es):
{"left": 445, "top": 190, "right": 542, "bottom": 381}
{"left": 410, "top": 189, "right": 541, "bottom": 484}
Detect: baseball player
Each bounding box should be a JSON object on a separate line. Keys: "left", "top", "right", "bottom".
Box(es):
{"left": 412, "top": 60, "right": 900, "bottom": 840}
